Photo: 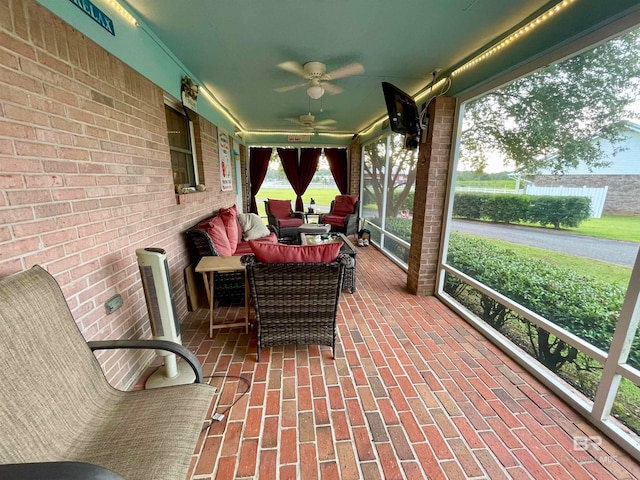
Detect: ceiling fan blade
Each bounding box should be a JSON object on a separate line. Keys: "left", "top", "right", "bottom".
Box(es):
{"left": 277, "top": 61, "right": 307, "bottom": 77}
{"left": 324, "top": 62, "right": 364, "bottom": 80}
{"left": 316, "top": 119, "right": 337, "bottom": 126}
{"left": 284, "top": 117, "right": 303, "bottom": 125}
{"left": 315, "top": 124, "right": 336, "bottom": 130}
{"left": 322, "top": 82, "right": 343, "bottom": 95}
{"left": 275, "top": 82, "right": 308, "bottom": 93}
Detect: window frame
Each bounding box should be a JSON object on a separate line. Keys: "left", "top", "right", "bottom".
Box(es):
{"left": 436, "top": 18, "right": 640, "bottom": 458}
{"left": 164, "top": 97, "right": 199, "bottom": 190}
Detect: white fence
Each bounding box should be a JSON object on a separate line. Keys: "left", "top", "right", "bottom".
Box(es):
{"left": 524, "top": 184, "right": 608, "bottom": 218}
{"left": 455, "top": 186, "right": 524, "bottom": 194}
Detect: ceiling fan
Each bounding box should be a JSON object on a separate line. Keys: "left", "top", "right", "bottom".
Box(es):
{"left": 275, "top": 61, "right": 364, "bottom": 99}
{"left": 285, "top": 113, "right": 337, "bottom": 133}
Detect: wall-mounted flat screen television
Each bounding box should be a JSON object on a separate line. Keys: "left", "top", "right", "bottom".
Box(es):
{"left": 381, "top": 82, "right": 421, "bottom": 149}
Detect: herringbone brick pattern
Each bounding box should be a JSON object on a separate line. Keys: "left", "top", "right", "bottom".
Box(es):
{"left": 164, "top": 246, "right": 639, "bottom": 479}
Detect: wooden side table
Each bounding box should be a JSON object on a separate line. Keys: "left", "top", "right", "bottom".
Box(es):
{"left": 195, "top": 256, "right": 249, "bottom": 337}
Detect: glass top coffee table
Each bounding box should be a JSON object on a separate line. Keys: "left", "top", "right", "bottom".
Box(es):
{"left": 299, "top": 232, "right": 357, "bottom": 292}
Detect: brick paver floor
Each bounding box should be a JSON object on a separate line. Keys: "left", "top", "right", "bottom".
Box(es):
{"left": 164, "top": 245, "right": 639, "bottom": 479}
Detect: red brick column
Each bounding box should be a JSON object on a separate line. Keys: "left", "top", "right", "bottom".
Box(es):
{"left": 407, "top": 96, "right": 456, "bottom": 295}
{"left": 349, "top": 137, "right": 362, "bottom": 197}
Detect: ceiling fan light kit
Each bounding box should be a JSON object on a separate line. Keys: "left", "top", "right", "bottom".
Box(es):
{"left": 276, "top": 60, "right": 364, "bottom": 100}
{"left": 304, "top": 63, "right": 328, "bottom": 99}
{"left": 307, "top": 84, "right": 325, "bottom": 99}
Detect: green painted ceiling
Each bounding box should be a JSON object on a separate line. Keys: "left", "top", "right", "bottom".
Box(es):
{"left": 122, "top": 0, "right": 640, "bottom": 142}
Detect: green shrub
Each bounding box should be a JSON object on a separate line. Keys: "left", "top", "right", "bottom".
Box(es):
{"left": 366, "top": 217, "right": 412, "bottom": 261}
{"left": 452, "top": 192, "right": 591, "bottom": 228}
{"left": 483, "top": 194, "right": 530, "bottom": 223}
{"left": 384, "top": 217, "right": 412, "bottom": 241}
{"left": 452, "top": 192, "right": 486, "bottom": 219}
{"left": 397, "top": 190, "right": 414, "bottom": 211}
{"left": 527, "top": 196, "right": 591, "bottom": 229}
{"left": 446, "top": 233, "right": 632, "bottom": 369}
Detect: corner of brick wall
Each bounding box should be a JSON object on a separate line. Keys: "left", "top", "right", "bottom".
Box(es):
{"left": 407, "top": 96, "right": 456, "bottom": 296}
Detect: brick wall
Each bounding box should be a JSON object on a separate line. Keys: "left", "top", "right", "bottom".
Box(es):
{"left": 349, "top": 138, "right": 361, "bottom": 197}
{"left": 533, "top": 174, "right": 640, "bottom": 216}
{"left": 0, "top": 0, "right": 237, "bottom": 389}
{"left": 407, "top": 96, "right": 456, "bottom": 296}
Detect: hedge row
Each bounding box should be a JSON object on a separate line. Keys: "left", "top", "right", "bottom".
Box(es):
{"left": 444, "top": 233, "right": 637, "bottom": 370}
{"left": 452, "top": 192, "right": 591, "bottom": 228}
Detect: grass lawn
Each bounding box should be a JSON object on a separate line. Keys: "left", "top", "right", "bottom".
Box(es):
{"left": 565, "top": 215, "right": 640, "bottom": 243}
{"left": 516, "top": 215, "right": 640, "bottom": 242}
{"left": 255, "top": 187, "right": 340, "bottom": 216}
{"left": 463, "top": 233, "right": 632, "bottom": 288}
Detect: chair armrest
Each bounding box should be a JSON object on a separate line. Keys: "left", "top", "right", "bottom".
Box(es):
{"left": 292, "top": 211, "right": 305, "bottom": 220}
{"left": 186, "top": 226, "right": 220, "bottom": 257}
{"left": 87, "top": 339, "right": 204, "bottom": 383}
{"left": 0, "top": 461, "right": 125, "bottom": 480}
{"left": 343, "top": 212, "right": 357, "bottom": 224}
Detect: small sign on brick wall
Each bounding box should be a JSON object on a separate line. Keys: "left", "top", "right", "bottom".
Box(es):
{"left": 218, "top": 128, "right": 233, "bottom": 192}
{"left": 69, "top": 0, "right": 115, "bottom": 36}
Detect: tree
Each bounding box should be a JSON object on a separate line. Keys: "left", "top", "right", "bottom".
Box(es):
{"left": 461, "top": 29, "right": 640, "bottom": 175}
{"left": 362, "top": 134, "right": 418, "bottom": 218}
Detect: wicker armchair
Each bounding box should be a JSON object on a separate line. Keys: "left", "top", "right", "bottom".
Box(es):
{"left": 243, "top": 254, "right": 348, "bottom": 361}
{"left": 264, "top": 199, "right": 304, "bottom": 240}
{"left": 318, "top": 195, "right": 360, "bottom": 237}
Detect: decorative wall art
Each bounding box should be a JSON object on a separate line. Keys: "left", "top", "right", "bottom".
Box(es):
{"left": 218, "top": 128, "right": 233, "bottom": 191}
{"left": 181, "top": 76, "right": 198, "bottom": 112}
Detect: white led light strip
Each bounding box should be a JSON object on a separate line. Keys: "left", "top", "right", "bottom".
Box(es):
{"left": 452, "top": 0, "right": 578, "bottom": 76}
{"left": 107, "top": 0, "right": 138, "bottom": 26}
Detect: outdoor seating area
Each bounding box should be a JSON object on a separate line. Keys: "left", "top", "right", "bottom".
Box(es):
{"left": 170, "top": 246, "right": 639, "bottom": 479}
{"left": 2, "top": 1, "right": 640, "bottom": 476}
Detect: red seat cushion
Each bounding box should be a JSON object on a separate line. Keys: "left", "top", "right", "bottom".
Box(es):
{"left": 268, "top": 199, "right": 293, "bottom": 219}
{"left": 249, "top": 240, "right": 341, "bottom": 263}
{"left": 253, "top": 232, "right": 278, "bottom": 244}
{"left": 278, "top": 217, "right": 303, "bottom": 228}
{"left": 333, "top": 195, "right": 358, "bottom": 216}
{"left": 322, "top": 214, "right": 346, "bottom": 227}
{"left": 233, "top": 233, "right": 278, "bottom": 255}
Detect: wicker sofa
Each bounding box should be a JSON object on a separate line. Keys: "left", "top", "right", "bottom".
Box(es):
{"left": 185, "top": 205, "right": 277, "bottom": 260}
{"left": 185, "top": 205, "right": 277, "bottom": 302}
{"left": 0, "top": 266, "right": 215, "bottom": 480}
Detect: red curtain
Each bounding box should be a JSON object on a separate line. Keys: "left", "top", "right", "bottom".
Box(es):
{"left": 249, "top": 147, "right": 272, "bottom": 214}
{"left": 324, "top": 148, "right": 348, "bottom": 194}
{"left": 277, "top": 148, "right": 301, "bottom": 211}
{"left": 297, "top": 148, "right": 321, "bottom": 211}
